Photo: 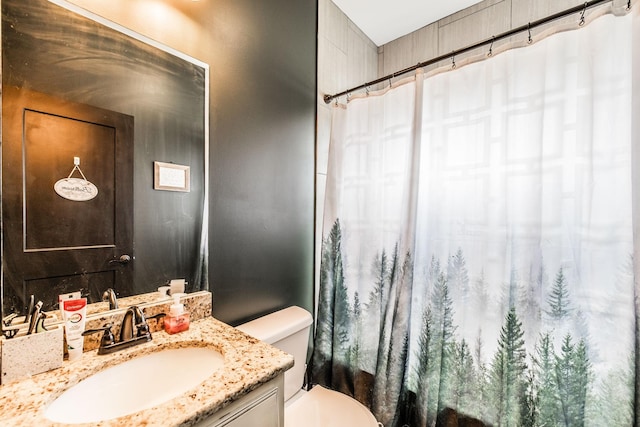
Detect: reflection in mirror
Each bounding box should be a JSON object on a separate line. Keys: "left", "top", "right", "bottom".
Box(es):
{"left": 1, "top": 0, "right": 209, "bottom": 321}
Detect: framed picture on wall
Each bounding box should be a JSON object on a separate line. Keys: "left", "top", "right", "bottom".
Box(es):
{"left": 154, "top": 161, "right": 190, "bottom": 192}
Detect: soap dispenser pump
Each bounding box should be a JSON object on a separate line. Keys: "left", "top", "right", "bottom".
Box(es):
{"left": 164, "top": 294, "right": 190, "bottom": 334}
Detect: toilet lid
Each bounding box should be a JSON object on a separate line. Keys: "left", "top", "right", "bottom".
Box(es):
{"left": 285, "top": 385, "right": 379, "bottom": 427}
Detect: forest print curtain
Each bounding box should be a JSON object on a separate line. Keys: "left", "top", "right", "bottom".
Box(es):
{"left": 311, "top": 8, "right": 640, "bottom": 427}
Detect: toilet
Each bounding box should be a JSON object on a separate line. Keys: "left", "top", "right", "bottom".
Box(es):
{"left": 236, "top": 306, "right": 379, "bottom": 427}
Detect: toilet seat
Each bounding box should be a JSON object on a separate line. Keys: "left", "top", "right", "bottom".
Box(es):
{"left": 285, "top": 385, "right": 379, "bottom": 427}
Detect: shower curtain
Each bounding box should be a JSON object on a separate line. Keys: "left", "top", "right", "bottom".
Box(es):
{"left": 312, "top": 8, "right": 639, "bottom": 427}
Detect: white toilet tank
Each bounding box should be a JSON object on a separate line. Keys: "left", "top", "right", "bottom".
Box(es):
{"left": 236, "top": 306, "right": 313, "bottom": 402}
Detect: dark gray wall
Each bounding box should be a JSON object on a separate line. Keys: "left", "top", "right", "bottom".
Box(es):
{"left": 205, "top": 0, "right": 317, "bottom": 324}
{"left": 89, "top": 0, "right": 319, "bottom": 324}
{"left": 103, "top": 0, "right": 318, "bottom": 324}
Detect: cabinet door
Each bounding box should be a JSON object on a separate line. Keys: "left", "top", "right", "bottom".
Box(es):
{"left": 218, "top": 388, "right": 279, "bottom": 427}
{"left": 194, "top": 375, "right": 284, "bottom": 427}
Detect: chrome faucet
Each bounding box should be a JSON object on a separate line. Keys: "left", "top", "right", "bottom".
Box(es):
{"left": 83, "top": 305, "right": 164, "bottom": 355}
{"left": 102, "top": 288, "right": 118, "bottom": 310}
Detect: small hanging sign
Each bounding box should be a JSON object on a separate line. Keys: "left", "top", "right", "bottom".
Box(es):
{"left": 54, "top": 157, "right": 98, "bottom": 202}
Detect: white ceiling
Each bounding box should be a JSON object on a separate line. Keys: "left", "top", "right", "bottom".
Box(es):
{"left": 331, "top": 0, "right": 485, "bottom": 46}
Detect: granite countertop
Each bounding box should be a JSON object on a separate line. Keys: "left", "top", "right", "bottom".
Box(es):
{"left": 0, "top": 317, "right": 294, "bottom": 427}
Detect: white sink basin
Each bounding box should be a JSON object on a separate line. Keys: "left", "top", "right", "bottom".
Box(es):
{"left": 44, "top": 347, "right": 224, "bottom": 424}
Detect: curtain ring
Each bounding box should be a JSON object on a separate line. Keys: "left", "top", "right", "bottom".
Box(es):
{"left": 527, "top": 22, "right": 533, "bottom": 44}
{"left": 579, "top": 2, "right": 587, "bottom": 26}
{"left": 365, "top": 85, "right": 370, "bottom": 96}
{"left": 627, "top": 0, "right": 632, "bottom": 11}
{"left": 488, "top": 36, "right": 495, "bottom": 57}
{"left": 451, "top": 52, "right": 456, "bottom": 69}
{"left": 346, "top": 92, "right": 352, "bottom": 102}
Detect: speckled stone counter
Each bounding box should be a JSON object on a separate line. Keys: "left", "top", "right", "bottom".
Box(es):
{"left": 0, "top": 317, "right": 294, "bottom": 427}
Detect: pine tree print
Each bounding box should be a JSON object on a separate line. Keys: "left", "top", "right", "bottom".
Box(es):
{"left": 520, "top": 262, "right": 544, "bottom": 347}
{"left": 591, "top": 363, "right": 634, "bottom": 426}
{"left": 311, "top": 219, "right": 633, "bottom": 427}
{"left": 361, "top": 249, "right": 391, "bottom": 373}
{"left": 371, "top": 246, "right": 400, "bottom": 391}
{"left": 369, "top": 249, "right": 390, "bottom": 319}
{"left": 450, "top": 339, "right": 477, "bottom": 416}
{"left": 412, "top": 307, "right": 433, "bottom": 427}
{"left": 520, "top": 365, "right": 538, "bottom": 427}
{"left": 430, "top": 272, "right": 457, "bottom": 421}
{"left": 533, "top": 333, "right": 559, "bottom": 427}
{"left": 350, "top": 291, "right": 362, "bottom": 369}
{"left": 373, "top": 250, "right": 414, "bottom": 427}
{"left": 489, "top": 307, "right": 528, "bottom": 427}
{"left": 555, "top": 334, "right": 590, "bottom": 427}
{"left": 546, "top": 268, "right": 571, "bottom": 320}
{"left": 471, "top": 332, "right": 491, "bottom": 421}
{"left": 428, "top": 255, "right": 442, "bottom": 292}
{"left": 310, "top": 219, "right": 346, "bottom": 386}
{"left": 447, "top": 248, "right": 470, "bottom": 302}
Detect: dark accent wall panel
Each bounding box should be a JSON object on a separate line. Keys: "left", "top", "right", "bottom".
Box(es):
{"left": 75, "top": 0, "right": 319, "bottom": 324}
{"left": 206, "top": 0, "right": 317, "bottom": 324}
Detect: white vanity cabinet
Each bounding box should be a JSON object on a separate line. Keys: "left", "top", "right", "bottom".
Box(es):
{"left": 193, "top": 375, "right": 284, "bottom": 427}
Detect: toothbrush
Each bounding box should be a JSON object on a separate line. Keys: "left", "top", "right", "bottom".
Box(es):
{"left": 27, "top": 301, "right": 43, "bottom": 335}
{"left": 35, "top": 312, "right": 49, "bottom": 333}
{"left": 24, "top": 295, "right": 35, "bottom": 325}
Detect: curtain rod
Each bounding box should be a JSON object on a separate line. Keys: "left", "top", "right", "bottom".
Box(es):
{"left": 323, "top": 0, "right": 620, "bottom": 104}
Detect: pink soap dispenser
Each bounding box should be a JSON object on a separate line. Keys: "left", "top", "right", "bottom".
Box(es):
{"left": 164, "top": 294, "right": 190, "bottom": 334}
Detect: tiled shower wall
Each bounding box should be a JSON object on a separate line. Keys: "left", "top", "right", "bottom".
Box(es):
{"left": 315, "top": 0, "right": 379, "bottom": 297}
{"left": 315, "top": 0, "right": 629, "bottom": 291}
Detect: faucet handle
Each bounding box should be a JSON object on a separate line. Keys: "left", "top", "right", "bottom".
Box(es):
{"left": 146, "top": 312, "right": 166, "bottom": 322}
{"left": 135, "top": 312, "right": 166, "bottom": 337}
{"left": 129, "top": 306, "right": 148, "bottom": 337}
{"left": 83, "top": 323, "right": 115, "bottom": 348}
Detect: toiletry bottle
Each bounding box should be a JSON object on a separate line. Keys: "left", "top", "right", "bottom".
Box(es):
{"left": 164, "top": 294, "right": 190, "bottom": 334}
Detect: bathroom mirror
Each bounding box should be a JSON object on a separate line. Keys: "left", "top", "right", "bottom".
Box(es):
{"left": 1, "top": 0, "right": 209, "bottom": 320}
